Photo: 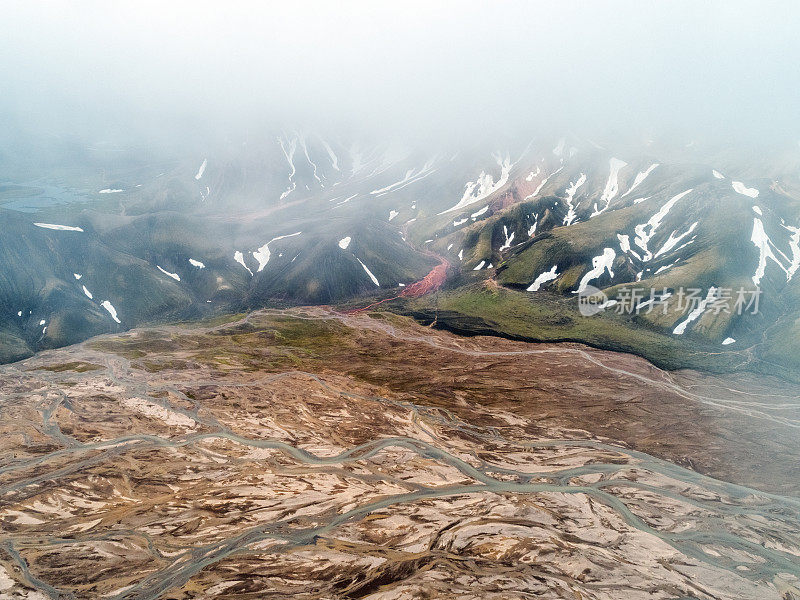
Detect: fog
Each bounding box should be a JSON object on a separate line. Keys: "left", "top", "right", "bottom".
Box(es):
{"left": 1, "top": 1, "right": 799, "bottom": 146}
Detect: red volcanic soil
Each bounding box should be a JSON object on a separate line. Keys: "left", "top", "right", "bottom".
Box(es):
{"left": 400, "top": 257, "right": 450, "bottom": 298}
{"left": 347, "top": 256, "right": 450, "bottom": 313}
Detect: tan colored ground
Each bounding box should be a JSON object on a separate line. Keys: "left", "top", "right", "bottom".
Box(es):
{"left": 0, "top": 308, "right": 798, "bottom": 599}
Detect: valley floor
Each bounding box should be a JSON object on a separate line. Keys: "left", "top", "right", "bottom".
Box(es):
{"left": 0, "top": 308, "right": 798, "bottom": 599}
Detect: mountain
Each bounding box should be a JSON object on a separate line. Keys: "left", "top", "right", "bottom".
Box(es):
{"left": 2, "top": 132, "right": 800, "bottom": 379}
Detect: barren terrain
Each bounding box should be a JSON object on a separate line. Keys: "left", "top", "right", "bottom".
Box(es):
{"left": 0, "top": 308, "right": 798, "bottom": 599}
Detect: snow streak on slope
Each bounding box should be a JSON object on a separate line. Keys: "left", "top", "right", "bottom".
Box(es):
{"left": 577, "top": 248, "right": 616, "bottom": 293}
{"left": 563, "top": 173, "right": 586, "bottom": 226}
{"left": 98, "top": 188, "right": 124, "bottom": 194}
{"left": 471, "top": 206, "right": 489, "bottom": 220}
{"left": 331, "top": 193, "right": 358, "bottom": 208}
{"left": 101, "top": 301, "right": 121, "bottom": 324}
{"left": 653, "top": 222, "right": 698, "bottom": 259}
{"left": 525, "top": 166, "right": 541, "bottom": 181}
{"left": 157, "top": 266, "right": 181, "bottom": 281}
{"left": 195, "top": 159, "right": 207, "bottom": 180}
{"left": 370, "top": 159, "right": 436, "bottom": 196}
{"left": 784, "top": 223, "right": 800, "bottom": 280}
{"left": 321, "top": 140, "right": 339, "bottom": 171}
{"left": 278, "top": 135, "right": 298, "bottom": 200}
{"left": 188, "top": 259, "right": 205, "bottom": 268}
{"left": 617, "top": 234, "right": 640, "bottom": 259}
{"left": 673, "top": 287, "right": 718, "bottom": 335}
{"left": 81, "top": 285, "right": 93, "bottom": 299}
{"left": 253, "top": 232, "right": 303, "bottom": 272}
{"left": 356, "top": 257, "right": 380, "bottom": 286}
{"left": 525, "top": 166, "right": 563, "bottom": 200}
{"left": 631, "top": 189, "right": 693, "bottom": 261}
{"left": 234, "top": 251, "right": 253, "bottom": 276}
{"left": 622, "top": 163, "right": 659, "bottom": 197}
{"left": 528, "top": 213, "right": 539, "bottom": 237}
{"left": 749, "top": 217, "right": 800, "bottom": 285}
{"left": 498, "top": 226, "right": 515, "bottom": 251}
{"left": 33, "top": 223, "right": 84, "bottom": 232}
{"left": 527, "top": 265, "right": 559, "bottom": 291}
{"left": 300, "top": 138, "right": 322, "bottom": 185}
{"left": 591, "top": 158, "right": 627, "bottom": 217}
{"left": 713, "top": 170, "right": 725, "bottom": 179}
{"left": 440, "top": 153, "right": 512, "bottom": 214}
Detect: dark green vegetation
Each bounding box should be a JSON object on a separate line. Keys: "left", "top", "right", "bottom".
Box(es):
{"left": 401, "top": 284, "right": 758, "bottom": 374}
{"left": 30, "top": 361, "right": 104, "bottom": 372}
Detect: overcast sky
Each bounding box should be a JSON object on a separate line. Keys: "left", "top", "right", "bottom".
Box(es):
{"left": 1, "top": 1, "right": 798, "bottom": 144}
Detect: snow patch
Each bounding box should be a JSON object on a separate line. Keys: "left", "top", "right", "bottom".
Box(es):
{"left": 732, "top": 181, "right": 759, "bottom": 198}
{"left": 471, "top": 205, "right": 489, "bottom": 220}
{"left": 576, "top": 248, "right": 616, "bottom": 293}
{"left": 356, "top": 258, "right": 380, "bottom": 286}
{"left": 527, "top": 265, "right": 559, "bottom": 291}
{"left": 300, "top": 138, "right": 322, "bottom": 185}
{"left": 653, "top": 221, "right": 698, "bottom": 259}
{"left": 722, "top": 337, "right": 736, "bottom": 345}
{"left": 525, "top": 166, "right": 541, "bottom": 181}
{"left": 617, "top": 234, "right": 633, "bottom": 255}
{"left": 528, "top": 213, "right": 539, "bottom": 237}
{"left": 499, "top": 226, "right": 515, "bottom": 251}
{"left": 278, "top": 135, "right": 298, "bottom": 200}
{"left": 563, "top": 173, "right": 586, "bottom": 226}
{"left": 188, "top": 258, "right": 205, "bottom": 268}
{"left": 34, "top": 223, "right": 83, "bottom": 232}
{"left": 321, "top": 140, "right": 340, "bottom": 171}
{"left": 101, "top": 300, "right": 121, "bottom": 323}
{"left": 370, "top": 159, "right": 436, "bottom": 196}
{"left": 157, "top": 266, "right": 181, "bottom": 281}
{"left": 622, "top": 163, "right": 659, "bottom": 197}
{"left": 234, "top": 251, "right": 253, "bottom": 276}
{"left": 439, "top": 153, "right": 512, "bottom": 214}
{"left": 632, "top": 189, "right": 693, "bottom": 261}
{"left": 253, "top": 231, "right": 302, "bottom": 272}
{"left": 525, "top": 166, "right": 563, "bottom": 200}
{"left": 750, "top": 218, "right": 790, "bottom": 285}
{"left": 194, "top": 159, "right": 207, "bottom": 180}
{"left": 673, "top": 287, "right": 718, "bottom": 335}
{"left": 591, "top": 158, "right": 628, "bottom": 217}
{"left": 338, "top": 236, "right": 352, "bottom": 250}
